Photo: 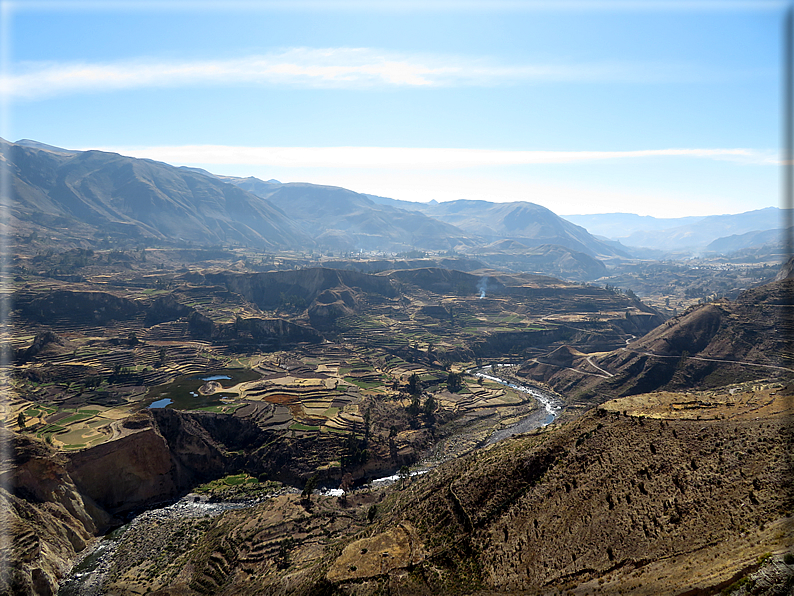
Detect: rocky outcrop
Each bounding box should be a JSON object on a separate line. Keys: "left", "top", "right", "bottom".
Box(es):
{"left": 147, "top": 408, "right": 265, "bottom": 487}
{"left": 187, "top": 310, "right": 322, "bottom": 344}
{"left": 198, "top": 268, "right": 398, "bottom": 311}
{"left": 13, "top": 330, "right": 70, "bottom": 363}
{"left": 63, "top": 407, "right": 379, "bottom": 521}
{"left": 143, "top": 294, "right": 192, "bottom": 326}
{"left": 66, "top": 417, "right": 176, "bottom": 514}
{"left": 1, "top": 432, "right": 111, "bottom": 596}
{"left": 307, "top": 287, "right": 358, "bottom": 327}
{"left": 326, "top": 523, "right": 426, "bottom": 582}
{"left": 240, "top": 317, "right": 322, "bottom": 344}
{"left": 18, "top": 290, "right": 140, "bottom": 324}
{"left": 64, "top": 410, "right": 270, "bottom": 515}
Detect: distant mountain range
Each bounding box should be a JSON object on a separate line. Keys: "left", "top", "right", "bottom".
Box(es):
{"left": 365, "top": 195, "right": 625, "bottom": 258}
{"left": 563, "top": 208, "right": 785, "bottom": 254}
{"left": 705, "top": 227, "right": 786, "bottom": 253}
{"left": 9, "top": 137, "right": 778, "bottom": 271}
{"left": 5, "top": 139, "right": 310, "bottom": 249}
{"left": 6, "top": 139, "right": 479, "bottom": 253}
{"left": 225, "top": 180, "right": 475, "bottom": 253}
{"left": 562, "top": 212, "right": 706, "bottom": 238}
{"left": 4, "top": 139, "right": 625, "bottom": 278}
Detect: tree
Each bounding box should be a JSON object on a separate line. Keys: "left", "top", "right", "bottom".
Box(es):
{"left": 301, "top": 474, "right": 318, "bottom": 503}
{"left": 446, "top": 372, "right": 463, "bottom": 393}
{"left": 423, "top": 395, "right": 436, "bottom": 413}
{"left": 398, "top": 466, "right": 411, "bottom": 489}
{"left": 17, "top": 412, "right": 25, "bottom": 429}
{"left": 407, "top": 396, "right": 421, "bottom": 417}
{"left": 275, "top": 537, "right": 296, "bottom": 569}
{"left": 407, "top": 373, "right": 421, "bottom": 395}
{"left": 340, "top": 472, "right": 354, "bottom": 503}
{"left": 677, "top": 350, "right": 690, "bottom": 371}
{"left": 423, "top": 395, "right": 437, "bottom": 425}
{"left": 341, "top": 432, "right": 369, "bottom": 470}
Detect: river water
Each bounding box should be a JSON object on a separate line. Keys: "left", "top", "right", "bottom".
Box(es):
{"left": 469, "top": 365, "right": 563, "bottom": 444}
{"left": 59, "top": 365, "right": 561, "bottom": 593}
{"left": 58, "top": 492, "right": 295, "bottom": 596}
{"left": 324, "top": 365, "right": 563, "bottom": 492}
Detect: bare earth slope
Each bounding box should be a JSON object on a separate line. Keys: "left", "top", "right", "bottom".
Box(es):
{"left": 2, "top": 139, "right": 311, "bottom": 248}
{"left": 95, "top": 385, "right": 793, "bottom": 595}
{"left": 517, "top": 278, "right": 793, "bottom": 403}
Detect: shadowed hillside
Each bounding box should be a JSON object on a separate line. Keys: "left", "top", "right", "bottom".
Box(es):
{"left": 87, "top": 386, "right": 792, "bottom": 595}
{"left": 3, "top": 140, "right": 310, "bottom": 249}
{"left": 517, "top": 277, "right": 794, "bottom": 402}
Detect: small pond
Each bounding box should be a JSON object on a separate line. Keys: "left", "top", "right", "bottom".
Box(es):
{"left": 144, "top": 369, "right": 261, "bottom": 410}
{"left": 147, "top": 398, "right": 173, "bottom": 409}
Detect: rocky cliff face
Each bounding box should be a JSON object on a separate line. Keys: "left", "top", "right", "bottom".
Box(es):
{"left": 2, "top": 404, "right": 385, "bottom": 595}
{"left": 66, "top": 416, "right": 177, "bottom": 514}
{"left": 199, "top": 268, "right": 398, "bottom": 311}
{"left": 1, "top": 431, "right": 111, "bottom": 596}
{"left": 18, "top": 290, "right": 141, "bottom": 325}
{"left": 91, "top": 388, "right": 793, "bottom": 595}
{"left": 65, "top": 409, "right": 296, "bottom": 515}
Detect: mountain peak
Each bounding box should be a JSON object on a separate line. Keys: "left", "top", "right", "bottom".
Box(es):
{"left": 15, "top": 139, "right": 77, "bottom": 154}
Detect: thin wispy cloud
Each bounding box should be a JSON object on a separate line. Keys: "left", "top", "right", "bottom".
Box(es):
{"left": 1, "top": 47, "right": 728, "bottom": 100}
{"left": 93, "top": 145, "right": 777, "bottom": 168}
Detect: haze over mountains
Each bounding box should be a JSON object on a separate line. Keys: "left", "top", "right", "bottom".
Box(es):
{"left": 4, "top": 139, "right": 782, "bottom": 268}
{"left": 563, "top": 208, "right": 786, "bottom": 255}
{"left": 228, "top": 181, "right": 475, "bottom": 253}
{"left": 2, "top": 139, "right": 625, "bottom": 283}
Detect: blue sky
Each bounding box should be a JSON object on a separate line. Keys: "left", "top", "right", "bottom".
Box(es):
{"left": 0, "top": 0, "right": 784, "bottom": 217}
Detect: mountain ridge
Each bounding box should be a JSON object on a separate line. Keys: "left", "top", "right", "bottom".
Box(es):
{"left": 565, "top": 207, "right": 784, "bottom": 254}
{"left": 367, "top": 196, "right": 627, "bottom": 258}
{"left": 3, "top": 139, "right": 311, "bottom": 249}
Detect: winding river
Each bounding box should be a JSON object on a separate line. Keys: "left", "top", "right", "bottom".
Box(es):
{"left": 470, "top": 365, "right": 563, "bottom": 444}
{"left": 59, "top": 365, "right": 562, "bottom": 593}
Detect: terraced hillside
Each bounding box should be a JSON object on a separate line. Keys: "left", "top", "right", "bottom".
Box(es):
{"left": 8, "top": 265, "right": 659, "bottom": 445}
{"left": 84, "top": 381, "right": 793, "bottom": 596}
{"left": 6, "top": 257, "right": 791, "bottom": 596}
